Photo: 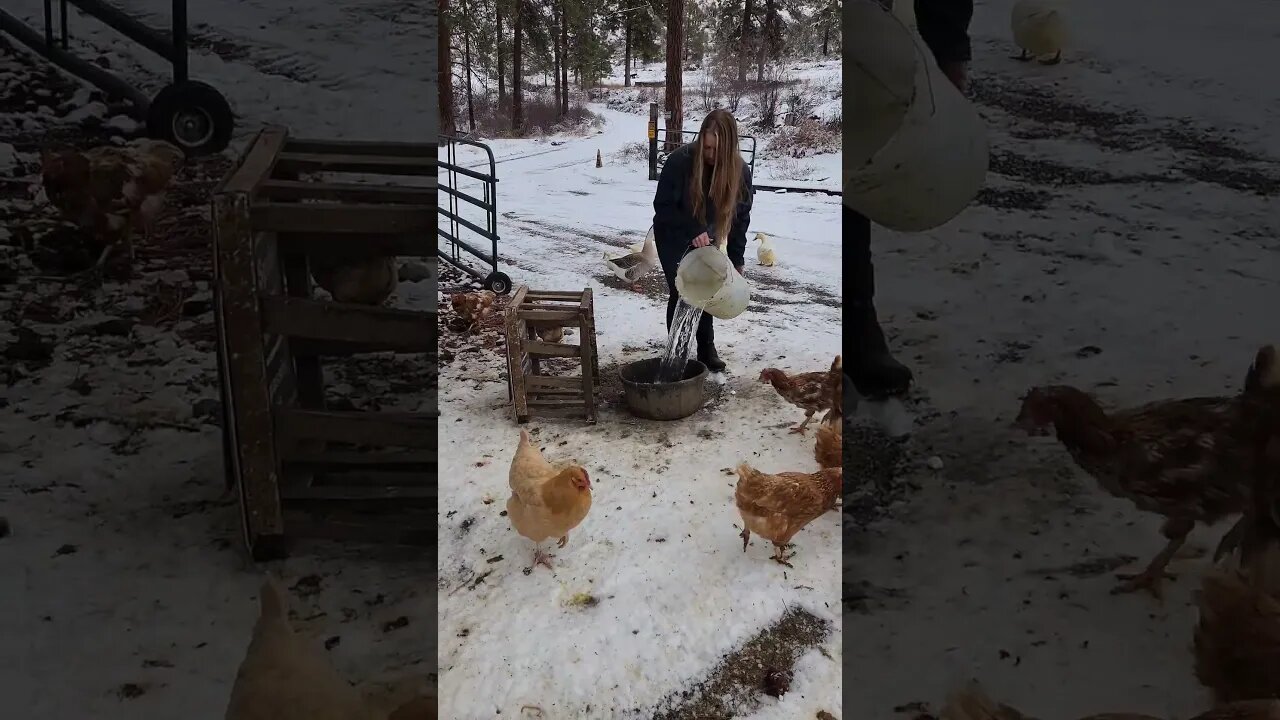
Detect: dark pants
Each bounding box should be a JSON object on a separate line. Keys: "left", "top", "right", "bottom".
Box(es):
{"left": 849, "top": 205, "right": 873, "bottom": 304}
{"left": 658, "top": 248, "right": 715, "bottom": 350}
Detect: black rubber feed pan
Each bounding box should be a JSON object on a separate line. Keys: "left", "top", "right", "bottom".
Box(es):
{"left": 619, "top": 358, "right": 708, "bottom": 421}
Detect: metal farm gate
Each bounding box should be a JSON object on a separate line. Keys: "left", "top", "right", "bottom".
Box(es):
{"left": 643, "top": 102, "right": 842, "bottom": 197}
{"left": 0, "top": 0, "right": 234, "bottom": 154}
{"left": 646, "top": 102, "right": 757, "bottom": 187}
{"left": 437, "top": 135, "right": 512, "bottom": 294}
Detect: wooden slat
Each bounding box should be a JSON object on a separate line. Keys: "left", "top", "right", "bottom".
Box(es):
{"left": 281, "top": 449, "right": 436, "bottom": 469}
{"left": 527, "top": 397, "right": 589, "bottom": 407}
{"left": 281, "top": 508, "right": 435, "bottom": 546}
{"left": 251, "top": 202, "right": 434, "bottom": 234}
{"left": 514, "top": 309, "right": 582, "bottom": 322}
{"left": 259, "top": 179, "right": 437, "bottom": 204}
{"left": 274, "top": 151, "right": 436, "bottom": 176}
{"left": 528, "top": 388, "right": 583, "bottom": 397}
{"left": 262, "top": 297, "right": 435, "bottom": 354}
{"left": 212, "top": 191, "right": 285, "bottom": 542}
{"left": 280, "top": 484, "right": 436, "bottom": 501}
{"left": 581, "top": 288, "right": 597, "bottom": 423}
{"left": 218, "top": 126, "right": 288, "bottom": 195}
{"left": 275, "top": 409, "right": 437, "bottom": 448}
{"left": 277, "top": 232, "right": 431, "bottom": 258}
{"left": 525, "top": 375, "right": 582, "bottom": 388}
{"left": 505, "top": 287, "right": 530, "bottom": 421}
{"left": 524, "top": 291, "right": 587, "bottom": 300}
{"left": 525, "top": 339, "right": 580, "bottom": 357}
{"left": 283, "top": 138, "right": 438, "bottom": 157}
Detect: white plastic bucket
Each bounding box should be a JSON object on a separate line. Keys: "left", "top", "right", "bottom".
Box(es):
{"left": 675, "top": 246, "right": 750, "bottom": 320}
{"left": 892, "top": 0, "right": 917, "bottom": 31}
{"left": 844, "top": 0, "right": 989, "bottom": 232}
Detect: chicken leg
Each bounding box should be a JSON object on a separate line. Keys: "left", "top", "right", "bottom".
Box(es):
{"left": 1014, "top": 49, "right": 1032, "bottom": 61}
{"left": 771, "top": 543, "right": 796, "bottom": 568}
{"left": 1040, "top": 50, "right": 1062, "bottom": 66}
{"left": 1111, "top": 516, "right": 1194, "bottom": 600}
{"left": 557, "top": 534, "right": 569, "bottom": 549}
{"left": 789, "top": 411, "right": 817, "bottom": 435}
{"left": 532, "top": 546, "right": 555, "bottom": 570}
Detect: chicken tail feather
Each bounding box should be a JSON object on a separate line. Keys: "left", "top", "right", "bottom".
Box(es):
{"left": 259, "top": 574, "right": 290, "bottom": 622}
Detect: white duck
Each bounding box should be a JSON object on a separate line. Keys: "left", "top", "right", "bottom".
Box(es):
{"left": 605, "top": 227, "right": 659, "bottom": 290}
{"left": 1011, "top": 0, "right": 1067, "bottom": 65}
{"left": 755, "top": 233, "right": 776, "bottom": 266}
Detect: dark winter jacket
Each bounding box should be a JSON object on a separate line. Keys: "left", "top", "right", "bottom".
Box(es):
{"left": 875, "top": 0, "right": 974, "bottom": 65}
{"left": 915, "top": 0, "right": 974, "bottom": 64}
{"left": 652, "top": 142, "right": 753, "bottom": 270}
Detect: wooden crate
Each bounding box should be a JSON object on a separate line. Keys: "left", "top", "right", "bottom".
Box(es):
{"left": 212, "top": 125, "right": 437, "bottom": 561}
{"left": 504, "top": 286, "right": 599, "bottom": 424}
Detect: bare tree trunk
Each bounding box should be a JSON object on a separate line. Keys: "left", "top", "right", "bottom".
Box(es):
{"left": 757, "top": 0, "right": 775, "bottom": 81}
{"left": 821, "top": 25, "right": 829, "bottom": 56}
{"left": 512, "top": 0, "right": 523, "bottom": 132}
{"left": 553, "top": 3, "right": 562, "bottom": 115}
{"left": 439, "top": 0, "right": 454, "bottom": 133}
{"left": 560, "top": 0, "right": 569, "bottom": 114}
{"left": 463, "top": 0, "right": 475, "bottom": 130}
{"left": 737, "top": 0, "right": 753, "bottom": 84}
{"left": 496, "top": 0, "right": 506, "bottom": 109}
{"left": 664, "top": 0, "right": 684, "bottom": 149}
{"left": 624, "top": 16, "right": 632, "bottom": 87}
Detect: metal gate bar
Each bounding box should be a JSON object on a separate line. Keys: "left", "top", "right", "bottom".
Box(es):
{"left": 437, "top": 135, "right": 511, "bottom": 294}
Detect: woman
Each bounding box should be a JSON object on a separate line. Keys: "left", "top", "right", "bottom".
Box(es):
{"left": 652, "top": 109, "right": 753, "bottom": 373}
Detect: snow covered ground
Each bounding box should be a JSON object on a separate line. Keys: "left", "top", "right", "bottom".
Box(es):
{"left": 847, "top": 0, "right": 1280, "bottom": 716}
{"left": 0, "top": 2, "right": 436, "bottom": 718}
{"left": 5, "top": 0, "right": 437, "bottom": 142}
{"left": 436, "top": 94, "right": 842, "bottom": 716}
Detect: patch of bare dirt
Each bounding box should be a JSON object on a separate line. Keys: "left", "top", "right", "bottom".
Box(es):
{"left": 650, "top": 606, "right": 835, "bottom": 720}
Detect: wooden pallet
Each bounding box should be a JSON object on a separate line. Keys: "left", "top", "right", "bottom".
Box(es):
{"left": 212, "top": 125, "right": 437, "bottom": 560}
{"left": 504, "top": 287, "right": 599, "bottom": 423}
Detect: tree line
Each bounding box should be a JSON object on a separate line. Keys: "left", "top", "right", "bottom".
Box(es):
{"left": 438, "top": 0, "right": 842, "bottom": 137}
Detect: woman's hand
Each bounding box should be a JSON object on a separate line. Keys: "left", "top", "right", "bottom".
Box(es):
{"left": 691, "top": 232, "right": 712, "bottom": 248}
{"left": 940, "top": 61, "right": 969, "bottom": 94}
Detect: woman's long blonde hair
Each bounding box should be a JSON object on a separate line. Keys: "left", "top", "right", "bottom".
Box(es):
{"left": 689, "top": 110, "right": 745, "bottom": 244}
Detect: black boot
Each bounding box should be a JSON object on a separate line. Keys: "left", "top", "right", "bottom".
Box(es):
{"left": 695, "top": 311, "right": 726, "bottom": 372}
{"left": 698, "top": 344, "right": 727, "bottom": 373}
{"left": 850, "top": 299, "right": 912, "bottom": 399}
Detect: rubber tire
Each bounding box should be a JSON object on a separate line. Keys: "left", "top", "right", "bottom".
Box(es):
{"left": 146, "top": 80, "right": 234, "bottom": 156}
{"left": 484, "top": 271, "right": 513, "bottom": 295}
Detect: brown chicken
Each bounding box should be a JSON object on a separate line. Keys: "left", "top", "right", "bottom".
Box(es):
{"left": 938, "top": 680, "right": 1279, "bottom": 720}
{"left": 224, "top": 576, "right": 377, "bottom": 720}
{"left": 450, "top": 290, "right": 497, "bottom": 331}
{"left": 40, "top": 138, "right": 185, "bottom": 273}
{"left": 1195, "top": 346, "right": 1280, "bottom": 704}
{"left": 532, "top": 324, "right": 564, "bottom": 343}
{"left": 735, "top": 463, "right": 841, "bottom": 567}
{"left": 311, "top": 256, "right": 398, "bottom": 306}
{"left": 814, "top": 356, "right": 843, "bottom": 469}
{"left": 760, "top": 354, "right": 843, "bottom": 434}
{"left": 1014, "top": 358, "right": 1262, "bottom": 599}
{"left": 507, "top": 429, "right": 592, "bottom": 569}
